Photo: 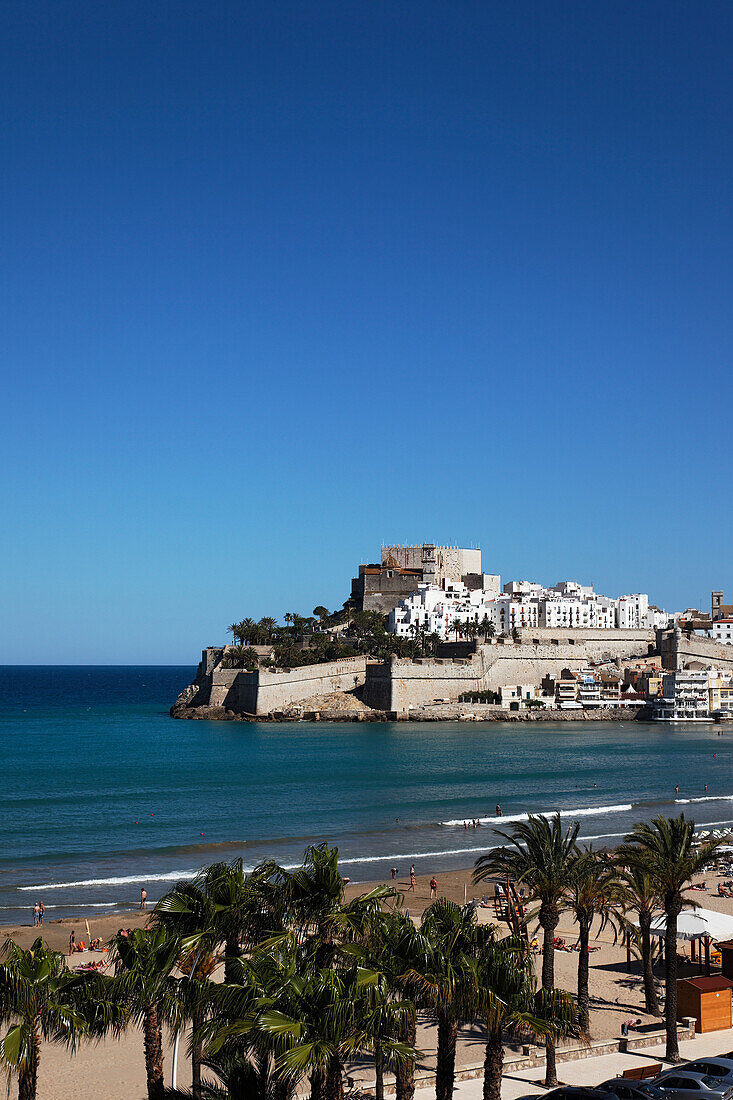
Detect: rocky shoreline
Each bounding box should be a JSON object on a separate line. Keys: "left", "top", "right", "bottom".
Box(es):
{"left": 170, "top": 699, "right": 651, "bottom": 723}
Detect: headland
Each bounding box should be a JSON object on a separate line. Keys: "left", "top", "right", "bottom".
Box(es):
{"left": 172, "top": 542, "right": 733, "bottom": 721}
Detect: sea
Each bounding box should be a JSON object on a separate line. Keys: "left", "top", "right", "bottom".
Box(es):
{"left": 1, "top": 666, "right": 732, "bottom": 923}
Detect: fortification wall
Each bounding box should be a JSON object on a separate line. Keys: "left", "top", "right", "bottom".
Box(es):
{"left": 363, "top": 631, "right": 654, "bottom": 713}
{"left": 364, "top": 656, "right": 485, "bottom": 713}
{"left": 659, "top": 631, "right": 733, "bottom": 672}
{"left": 206, "top": 657, "right": 368, "bottom": 714}
{"left": 255, "top": 658, "right": 367, "bottom": 713}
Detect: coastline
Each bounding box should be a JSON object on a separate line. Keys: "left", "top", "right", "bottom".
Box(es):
{"left": 171, "top": 702, "right": 652, "bottom": 722}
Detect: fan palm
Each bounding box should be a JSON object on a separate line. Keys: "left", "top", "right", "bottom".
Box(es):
{"left": 565, "top": 848, "right": 622, "bottom": 1032}
{"left": 364, "top": 910, "right": 427, "bottom": 1100}
{"left": 476, "top": 933, "right": 578, "bottom": 1100}
{"left": 473, "top": 813, "right": 580, "bottom": 1086}
{"left": 157, "top": 859, "right": 284, "bottom": 983}
{"left": 275, "top": 843, "right": 396, "bottom": 968}
{"left": 406, "top": 900, "right": 480, "bottom": 1100}
{"left": 109, "top": 926, "right": 182, "bottom": 1100}
{"left": 343, "top": 907, "right": 419, "bottom": 1100}
{"left": 209, "top": 937, "right": 399, "bottom": 1100}
{"left": 172, "top": 946, "right": 219, "bottom": 1098}
{"left": 0, "top": 937, "right": 123, "bottom": 1100}
{"left": 616, "top": 863, "right": 662, "bottom": 1017}
{"left": 617, "top": 815, "right": 721, "bottom": 1061}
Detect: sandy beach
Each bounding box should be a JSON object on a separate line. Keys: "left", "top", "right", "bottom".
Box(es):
{"left": 6, "top": 862, "right": 733, "bottom": 1100}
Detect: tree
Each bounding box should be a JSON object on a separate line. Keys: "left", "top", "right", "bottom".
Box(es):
{"left": 617, "top": 815, "right": 720, "bottom": 1061}
{"left": 408, "top": 900, "right": 480, "bottom": 1100}
{"left": 313, "top": 607, "right": 329, "bottom": 622}
{"left": 109, "top": 927, "right": 182, "bottom": 1100}
{"left": 476, "top": 933, "right": 578, "bottom": 1100}
{"left": 565, "top": 849, "right": 622, "bottom": 1032}
{"left": 173, "top": 946, "right": 219, "bottom": 1098}
{"left": 273, "top": 842, "right": 396, "bottom": 969}
{"left": 259, "top": 618, "right": 278, "bottom": 642}
{"left": 473, "top": 814, "right": 580, "bottom": 1086}
{"left": 616, "top": 863, "right": 662, "bottom": 1017}
{"left": 511, "top": 626, "right": 520, "bottom": 642}
{"left": 157, "top": 859, "right": 284, "bottom": 985}
{"left": 0, "top": 937, "right": 123, "bottom": 1100}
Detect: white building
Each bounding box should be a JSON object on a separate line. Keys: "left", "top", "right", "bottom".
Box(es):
{"left": 388, "top": 582, "right": 489, "bottom": 639}
{"left": 712, "top": 618, "right": 733, "bottom": 645}
{"left": 653, "top": 670, "right": 711, "bottom": 722}
{"left": 617, "top": 594, "right": 649, "bottom": 629}
{"left": 388, "top": 576, "right": 670, "bottom": 642}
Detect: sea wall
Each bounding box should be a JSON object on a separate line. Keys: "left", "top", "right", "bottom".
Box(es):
{"left": 363, "top": 630, "right": 654, "bottom": 713}
{"left": 173, "top": 653, "right": 368, "bottom": 716}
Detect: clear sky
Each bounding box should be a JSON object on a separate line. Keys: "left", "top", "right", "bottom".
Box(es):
{"left": 2, "top": 1, "right": 731, "bottom": 664}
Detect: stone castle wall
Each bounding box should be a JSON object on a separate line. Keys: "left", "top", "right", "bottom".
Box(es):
{"left": 188, "top": 654, "right": 368, "bottom": 715}
{"left": 659, "top": 630, "right": 733, "bottom": 672}
{"left": 180, "top": 632, "right": 653, "bottom": 718}
{"left": 363, "top": 630, "right": 654, "bottom": 713}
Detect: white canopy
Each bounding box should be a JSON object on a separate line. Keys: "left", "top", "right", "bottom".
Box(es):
{"left": 647, "top": 908, "right": 733, "bottom": 942}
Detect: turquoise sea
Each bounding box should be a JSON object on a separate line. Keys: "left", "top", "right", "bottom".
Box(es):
{"left": 2, "top": 666, "right": 732, "bottom": 922}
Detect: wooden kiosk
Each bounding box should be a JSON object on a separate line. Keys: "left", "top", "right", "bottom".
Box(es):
{"left": 677, "top": 975, "right": 733, "bottom": 1033}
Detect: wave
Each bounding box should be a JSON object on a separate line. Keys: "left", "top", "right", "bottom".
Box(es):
{"left": 441, "top": 803, "right": 632, "bottom": 827}
{"left": 17, "top": 846, "right": 496, "bottom": 892}
{"left": 0, "top": 902, "right": 115, "bottom": 910}
{"left": 675, "top": 795, "right": 733, "bottom": 805}
{"left": 18, "top": 870, "right": 201, "bottom": 891}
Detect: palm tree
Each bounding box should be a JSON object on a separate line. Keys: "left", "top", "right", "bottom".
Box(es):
{"left": 617, "top": 815, "right": 721, "bottom": 1061}
{"left": 345, "top": 906, "right": 419, "bottom": 1100}
{"left": 476, "top": 933, "right": 578, "bottom": 1100}
{"left": 274, "top": 843, "right": 396, "bottom": 969}
{"left": 616, "top": 863, "right": 662, "bottom": 1017}
{"left": 372, "top": 911, "right": 427, "bottom": 1100}
{"left": 259, "top": 617, "right": 278, "bottom": 642}
{"left": 210, "top": 935, "right": 393, "bottom": 1100}
{"left": 174, "top": 946, "right": 219, "bottom": 1098}
{"left": 473, "top": 814, "right": 580, "bottom": 1086}
{"left": 227, "top": 623, "right": 241, "bottom": 646}
{"left": 0, "top": 937, "right": 123, "bottom": 1100}
{"left": 407, "top": 900, "right": 480, "bottom": 1100}
{"left": 565, "top": 848, "right": 622, "bottom": 1032}
{"left": 109, "top": 926, "right": 182, "bottom": 1100}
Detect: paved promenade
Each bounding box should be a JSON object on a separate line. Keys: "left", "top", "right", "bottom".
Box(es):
{"left": 413, "top": 1028, "right": 733, "bottom": 1100}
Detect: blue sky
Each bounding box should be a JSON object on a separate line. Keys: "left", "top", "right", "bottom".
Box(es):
{"left": 2, "top": 1, "right": 731, "bottom": 663}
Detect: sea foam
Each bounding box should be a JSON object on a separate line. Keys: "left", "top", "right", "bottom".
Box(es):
{"left": 440, "top": 802, "right": 632, "bottom": 827}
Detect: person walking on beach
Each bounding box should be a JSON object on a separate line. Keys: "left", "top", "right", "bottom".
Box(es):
{"left": 33, "top": 903, "right": 39, "bottom": 927}
{"left": 409, "top": 865, "right": 415, "bottom": 891}
{"left": 430, "top": 875, "right": 437, "bottom": 899}
{"left": 38, "top": 901, "right": 44, "bottom": 925}
{"left": 140, "top": 887, "right": 147, "bottom": 911}
{"left": 68, "top": 930, "right": 75, "bottom": 955}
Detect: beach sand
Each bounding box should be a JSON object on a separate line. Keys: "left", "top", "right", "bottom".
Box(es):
{"left": 5, "top": 866, "right": 733, "bottom": 1099}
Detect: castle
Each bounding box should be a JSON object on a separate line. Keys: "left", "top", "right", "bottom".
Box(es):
{"left": 350, "top": 543, "right": 499, "bottom": 614}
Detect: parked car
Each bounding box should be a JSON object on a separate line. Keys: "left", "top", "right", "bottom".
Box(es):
{"left": 597, "top": 1079, "right": 668, "bottom": 1100}
{"left": 544, "top": 1089, "right": 606, "bottom": 1100}
{"left": 652, "top": 1071, "right": 733, "bottom": 1100}
{"left": 683, "top": 1063, "right": 733, "bottom": 1085}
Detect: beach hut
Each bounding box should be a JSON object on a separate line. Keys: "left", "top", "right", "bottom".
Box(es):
{"left": 676, "top": 976, "right": 733, "bottom": 1033}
